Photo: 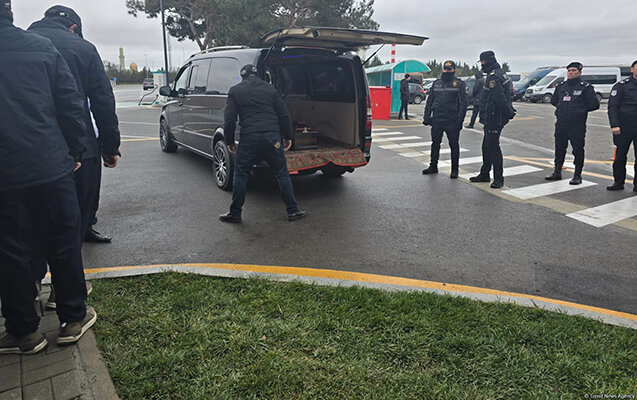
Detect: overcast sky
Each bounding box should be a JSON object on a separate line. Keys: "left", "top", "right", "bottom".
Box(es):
{"left": 12, "top": 0, "right": 637, "bottom": 73}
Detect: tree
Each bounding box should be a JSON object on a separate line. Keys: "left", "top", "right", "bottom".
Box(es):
{"left": 501, "top": 62, "right": 511, "bottom": 72}
{"left": 127, "top": 0, "right": 378, "bottom": 50}
{"left": 367, "top": 55, "right": 383, "bottom": 67}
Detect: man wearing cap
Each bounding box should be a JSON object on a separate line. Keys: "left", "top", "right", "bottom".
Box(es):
{"left": 470, "top": 51, "right": 516, "bottom": 189}
{"left": 607, "top": 60, "right": 637, "bottom": 192}
{"left": 219, "top": 64, "right": 306, "bottom": 223}
{"left": 398, "top": 73, "right": 411, "bottom": 120}
{"left": 0, "top": 0, "right": 96, "bottom": 354}
{"left": 545, "top": 62, "right": 599, "bottom": 185}
{"left": 29, "top": 5, "right": 121, "bottom": 244}
{"left": 422, "top": 60, "right": 468, "bottom": 178}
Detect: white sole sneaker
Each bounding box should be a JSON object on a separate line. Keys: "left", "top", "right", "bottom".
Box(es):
{"left": 56, "top": 307, "right": 97, "bottom": 345}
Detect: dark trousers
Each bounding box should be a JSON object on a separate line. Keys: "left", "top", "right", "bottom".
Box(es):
{"left": 612, "top": 125, "right": 637, "bottom": 184}
{"left": 479, "top": 125, "right": 504, "bottom": 182}
{"left": 554, "top": 122, "right": 586, "bottom": 172}
{"left": 75, "top": 157, "right": 102, "bottom": 236}
{"left": 230, "top": 132, "right": 300, "bottom": 216}
{"left": 469, "top": 105, "right": 480, "bottom": 126}
{"left": 430, "top": 122, "right": 461, "bottom": 169}
{"left": 0, "top": 174, "right": 87, "bottom": 336}
{"left": 398, "top": 98, "right": 409, "bottom": 119}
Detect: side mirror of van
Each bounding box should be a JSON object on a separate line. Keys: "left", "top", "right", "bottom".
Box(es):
{"left": 159, "top": 86, "right": 172, "bottom": 97}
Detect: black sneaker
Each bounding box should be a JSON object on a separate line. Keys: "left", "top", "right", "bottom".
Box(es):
{"left": 569, "top": 174, "right": 582, "bottom": 185}
{"left": 219, "top": 213, "right": 242, "bottom": 223}
{"left": 422, "top": 165, "right": 438, "bottom": 175}
{"left": 84, "top": 228, "right": 112, "bottom": 243}
{"left": 287, "top": 210, "right": 307, "bottom": 221}
{"left": 469, "top": 174, "right": 490, "bottom": 182}
{"left": 606, "top": 183, "right": 624, "bottom": 191}
{"left": 490, "top": 181, "right": 504, "bottom": 189}
{"left": 56, "top": 306, "right": 97, "bottom": 346}
{"left": 46, "top": 281, "right": 92, "bottom": 310}
{"left": 0, "top": 330, "right": 48, "bottom": 355}
{"left": 545, "top": 170, "right": 562, "bottom": 181}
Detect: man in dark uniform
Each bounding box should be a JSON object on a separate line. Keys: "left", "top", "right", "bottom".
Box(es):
{"left": 29, "top": 6, "right": 121, "bottom": 243}
{"left": 465, "top": 70, "right": 484, "bottom": 129}
{"left": 545, "top": 62, "right": 599, "bottom": 185}
{"left": 607, "top": 60, "right": 637, "bottom": 192}
{"left": 422, "top": 60, "right": 468, "bottom": 178}
{"left": 470, "top": 51, "right": 516, "bottom": 189}
{"left": 398, "top": 73, "right": 411, "bottom": 120}
{"left": 0, "top": 0, "right": 96, "bottom": 355}
{"left": 220, "top": 64, "right": 306, "bottom": 223}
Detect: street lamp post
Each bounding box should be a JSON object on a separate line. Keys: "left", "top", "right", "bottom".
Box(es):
{"left": 160, "top": 0, "right": 170, "bottom": 86}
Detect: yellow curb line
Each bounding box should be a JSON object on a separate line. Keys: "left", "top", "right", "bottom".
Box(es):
{"left": 82, "top": 263, "right": 637, "bottom": 323}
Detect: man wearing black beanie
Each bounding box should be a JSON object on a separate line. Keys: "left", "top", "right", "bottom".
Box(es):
{"left": 545, "top": 62, "right": 599, "bottom": 185}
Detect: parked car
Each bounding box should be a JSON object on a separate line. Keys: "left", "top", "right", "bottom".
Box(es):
{"left": 143, "top": 78, "right": 155, "bottom": 90}
{"left": 158, "top": 27, "right": 425, "bottom": 190}
{"left": 513, "top": 67, "right": 555, "bottom": 101}
{"left": 408, "top": 83, "right": 425, "bottom": 104}
{"left": 525, "top": 66, "right": 623, "bottom": 103}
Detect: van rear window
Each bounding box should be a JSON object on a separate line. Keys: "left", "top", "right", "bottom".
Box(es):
{"left": 309, "top": 62, "right": 355, "bottom": 102}
{"left": 581, "top": 75, "right": 617, "bottom": 85}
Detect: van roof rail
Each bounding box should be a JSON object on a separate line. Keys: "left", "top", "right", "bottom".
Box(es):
{"left": 190, "top": 46, "right": 251, "bottom": 58}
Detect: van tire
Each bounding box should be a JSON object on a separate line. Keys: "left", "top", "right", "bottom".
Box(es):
{"left": 413, "top": 96, "right": 423, "bottom": 104}
{"left": 321, "top": 165, "right": 349, "bottom": 177}
{"left": 212, "top": 140, "right": 233, "bottom": 191}
{"left": 160, "top": 119, "right": 178, "bottom": 153}
{"left": 542, "top": 94, "right": 552, "bottom": 104}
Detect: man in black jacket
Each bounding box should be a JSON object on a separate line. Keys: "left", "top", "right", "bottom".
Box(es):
{"left": 0, "top": 0, "right": 96, "bottom": 355}
{"left": 545, "top": 62, "right": 599, "bottom": 185}
{"left": 607, "top": 60, "right": 637, "bottom": 192}
{"left": 29, "top": 6, "right": 121, "bottom": 244}
{"left": 466, "top": 70, "right": 484, "bottom": 129}
{"left": 470, "top": 51, "right": 516, "bottom": 189}
{"left": 220, "top": 64, "right": 306, "bottom": 223}
{"left": 398, "top": 74, "right": 411, "bottom": 119}
{"left": 422, "top": 61, "right": 468, "bottom": 178}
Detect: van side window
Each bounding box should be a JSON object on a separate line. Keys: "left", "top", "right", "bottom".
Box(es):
{"left": 279, "top": 65, "right": 307, "bottom": 95}
{"left": 207, "top": 58, "right": 241, "bottom": 95}
{"left": 581, "top": 75, "right": 617, "bottom": 85}
{"left": 548, "top": 77, "right": 564, "bottom": 89}
{"left": 173, "top": 65, "right": 191, "bottom": 96}
{"left": 188, "top": 59, "right": 212, "bottom": 94}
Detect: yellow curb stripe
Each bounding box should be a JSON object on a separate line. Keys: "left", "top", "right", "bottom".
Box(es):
{"left": 84, "top": 263, "right": 637, "bottom": 322}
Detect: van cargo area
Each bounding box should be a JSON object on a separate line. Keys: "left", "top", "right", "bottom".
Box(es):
{"left": 263, "top": 52, "right": 368, "bottom": 173}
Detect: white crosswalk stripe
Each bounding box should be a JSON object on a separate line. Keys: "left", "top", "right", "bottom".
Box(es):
{"left": 422, "top": 148, "right": 469, "bottom": 156}
{"left": 459, "top": 165, "right": 542, "bottom": 180}
{"left": 377, "top": 136, "right": 423, "bottom": 142}
{"left": 400, "top": 152, "right": 426, "bottom": 158}
{"left": 566, "top": 197, "right": 637, "bottom": 227}
{"left": 457, "top": 156, "right": 484, "bottom": 165}
{"left": 372, "top": 131, "right": 405, "bottom": 136}
{"left": 503, "top": 180, "right": 597, "bottom": 200}
{"left": 371, "top": 128, "right": 387, "bottom": 132}
{"left": 378, "top": 144, "right": 405, "bottom": 149}
{"left": 399, "top": 142, "right": 431, "bottom": 148}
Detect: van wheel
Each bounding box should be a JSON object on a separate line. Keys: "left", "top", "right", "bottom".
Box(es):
{"left": 413, "top": 96, "right": 423, "bottom": 104}
{"left": 596, "top": 93, "right": 603, "bottom": 103}
{"left": 159, "top": 120, "right": 178, "bottom": 153}
{"left": 321, "top": 165, "right": 348, "bottom": 177}
{"left": 213, "top": 140, "right": 233, "bottom": 190}
{"left": 542, "top": 94, "right": 552, "bottom": 104}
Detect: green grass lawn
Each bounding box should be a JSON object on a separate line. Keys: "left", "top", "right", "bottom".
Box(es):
{"left": 89, "top": 273, "right": 637, "bottom": 400}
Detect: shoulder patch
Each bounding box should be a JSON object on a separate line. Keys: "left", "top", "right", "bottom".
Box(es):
{"left": 489, "top": 71, "right": 495, "bottom": 76}
{"left": 611, "top": 90, "right": 618, "bottom": 96}
{"left": 489, "top": 80, "right": 496, "bottom": 88}
{"left": 452, "top": 80, "right": 458, "bottom": 87}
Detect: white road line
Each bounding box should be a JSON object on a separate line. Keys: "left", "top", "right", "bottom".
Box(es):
{"left": 457, "top": 156, "right": 484, "bottom": 165}
{"left": 372, "top": 131, "right": 405, "bottom": 136}
{"left": 400, "top": 142, "right": 431, "bottom": 148}
{"left": 422, "top": 148, "right": 469, "bottom": 156}
{"left": 372, "top": 128, "right": 388, "bottom": 131}
{"left": 460, "top": 165, "right": 542, "bottom": 180}
{"left": 503, "top": 180, "right": 597, "bottom": 200}
{"left": 383, "top": 136, "right": 424, "bottom": 141}
{"left": 378, "top": 144, "right": 404, "bottom": 149}
{"left": 550, "top": 160, "right": 576, "bottom": 169}
{"left": 566, "top": 197, "right": 637, "bottom": 227}
{"left": 400, "top": 152, "right": 426, "bottom": 158}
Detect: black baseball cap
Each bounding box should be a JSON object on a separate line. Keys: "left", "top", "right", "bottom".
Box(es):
{"left": 566, "top": 62, "right": 583, "bottom": 71}
{"left": 479, "top": 50, "right": 496, "bottom": 62}
{"left": 45, "top": 5, "right": 83, "bottom": 38}
{"left": 240, "top": 64, "right": 257, "bottom": 78}
{"left": 443, "top": 60, "right": 456, "bottom": 70}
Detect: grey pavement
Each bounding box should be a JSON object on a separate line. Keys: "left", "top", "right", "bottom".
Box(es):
{"left": 0, "top": 286, "right": 118, "bottom": 400}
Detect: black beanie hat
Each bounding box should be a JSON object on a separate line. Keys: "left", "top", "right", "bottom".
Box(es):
{"left": 479, "top": 50, "right": 496, "bottom": 62}
{"left": 240, "top": 64, "right": 257, "bottom": 78}
{"left": 566, "top": 62, "right": 583, "bottom": 71}
{"left": 45, "top": 5, "right": 83, "bottom": 38}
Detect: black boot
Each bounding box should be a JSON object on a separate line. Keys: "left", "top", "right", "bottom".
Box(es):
{"left": 469, "top": 174, "right": 490, "bottom": 182}
{"left": 606, "top": 182, "right": 624, "bottom": 191}
{"left": 422, "top": 165, "right": 438, "bottom": 175}
{"left": 450, "top": 169, "right": 459, "bottom": 179}
{"left": 569, "top": 173, "right": 582, "bottom": 185}
{"left": 545, "top": 165, "right": 562, "bottom": 181}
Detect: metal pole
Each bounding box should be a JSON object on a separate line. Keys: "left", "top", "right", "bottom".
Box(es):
{"left": 160, "top": 0, "right": 170, "bottom": 86}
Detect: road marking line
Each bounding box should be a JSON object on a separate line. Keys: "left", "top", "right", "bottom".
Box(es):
{"left": 459, "top": 165, "right": 541, "bottom": 180}
{"left": 505, "top": 156, "right": 618, "bottom": 182}
{"left": 400, "top": 142, "right": 431, "bottom": 148}
{"left": 422, "top": 148, "right": 469, "bottom": 156}
{"left": 372, "top": 131, "right": 404, "bottom": 136}
{"left": 122, "top": 138, "right": 158, "bottom": 142}
{"left": 381, "top": 136, "right": 423, "bottom": 141}
{"left": 566, "top": 197, "right": 637, "bottom": 227}
{"left": 400, "top": 152, "right": 426, "bottom": 158}
{"left": 378, "top": 144, "right": 404, "bottom": 149}
{"left": 119, "top": 121, "right": 159, "bottom": 126}
{"left": 457, "top": 156, "right": 484, "bottom": 165}
{"left": 503, "top": 180, "right": 597, "bottom": 200}
{"left": 371, "top": 128, "right": 388, "bottom": 132}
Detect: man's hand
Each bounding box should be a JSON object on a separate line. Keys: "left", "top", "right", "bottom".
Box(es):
{"left": 102, "top": 154, "right": 119, "bottom": 168}
{"left": 283, "top": 139, "right": 292, "bottom": 151}
{"left": 74, "top": 162, "right": 82, "bottom": 172}
{"left": 423, "top": 118, "right": 432, "bottom": 126}
{"left": 612, "top": 127, "right": 621, "bottom": 135}
{"left": 227, "top": 143, "right": 237, "bottom": 154}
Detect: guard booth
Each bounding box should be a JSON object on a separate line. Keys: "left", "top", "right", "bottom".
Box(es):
{"left": 365, "top": 60, "right": 430, "bottom": 114}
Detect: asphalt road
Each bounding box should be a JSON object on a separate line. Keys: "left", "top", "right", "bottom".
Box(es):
{"left": 85, "top": 90, "right": 637, "bottom": 315}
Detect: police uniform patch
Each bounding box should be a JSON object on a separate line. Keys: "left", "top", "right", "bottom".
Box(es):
{"left": 274, "top": 142, "right": 281, "bottom": 149}
{"left": 489, "top": 80, "right": 495, "bottom": 88}
{"left": 611, "top": 90, "right": 618, "bottom": 96}
{"left": 452, "top": 80, "right": 457, "bottom": 87}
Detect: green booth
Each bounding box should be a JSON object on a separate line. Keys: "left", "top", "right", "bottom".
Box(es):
{"left": 365, "top": 60, "right": 430, "bottom": 114}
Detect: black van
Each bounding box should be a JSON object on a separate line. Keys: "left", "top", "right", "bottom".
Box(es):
{"left": 158, "top": 27, "right": 425, "bottom": 189}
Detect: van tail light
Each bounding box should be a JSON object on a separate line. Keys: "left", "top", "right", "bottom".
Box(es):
{"left": 366, "top": 93, "right": 373, "bottom": 133}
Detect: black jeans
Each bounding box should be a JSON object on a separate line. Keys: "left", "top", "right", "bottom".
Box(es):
{"left": 555, "top": 122, "right": 586, "bottom": 172}
{"left": 479, "top": 125, "right": 504, "bottom": 182}
{"left": 75, "top": 156, "right": 102, "bottom": 236}
{"left": 0, "top": 174, "right": 87, "bottom": 336}
{"left": 430, "top": 122, "right": 461, "bottom": 169}
{"left": 398, "top": 98, "right": 409, "bottom": 119}
{"left": 469, "top": 104, "right": 480, "bottom": 126}
{"left": 612, "top": 125, "right": 637, "bottom": 184}
{"left": 230, "top": 132, "right": 300, "bottom": 216}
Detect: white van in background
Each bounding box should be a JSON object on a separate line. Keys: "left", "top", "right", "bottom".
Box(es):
{"left": 524, "top": 66, "right": 623, "bottom": 103}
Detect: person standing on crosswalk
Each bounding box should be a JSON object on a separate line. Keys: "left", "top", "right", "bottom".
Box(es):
{"left": 545, "top": 62, "right": 599, "bottom": 185}
{"left": 607, "top": 60, "right": 637, "bottom": 192}
{"left": 422, "top": 60, "right": 468, "bottom": 179}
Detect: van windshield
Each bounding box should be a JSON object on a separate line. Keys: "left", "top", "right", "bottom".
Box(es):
{"left": 535, "top": 75, "right": 557, "bottom": 87}
{"left": 515, "top": 70, "right": 550, "bottom": 88}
